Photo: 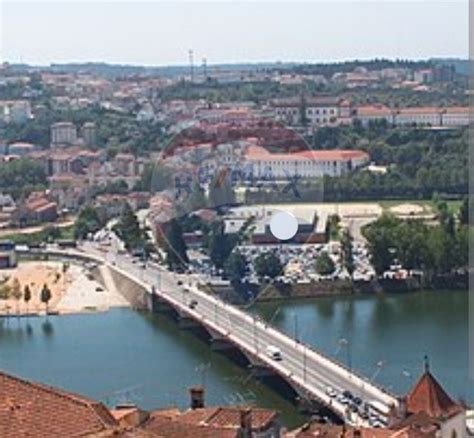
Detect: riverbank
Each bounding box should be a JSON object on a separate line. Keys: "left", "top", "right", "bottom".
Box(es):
{"left": 0, "top": 261, "right": 129, "bottom": 316}
{"left": 210, "top": 274, "right": 468, "bottom": 304}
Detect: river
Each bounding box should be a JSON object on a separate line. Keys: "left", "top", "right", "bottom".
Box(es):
{"left": 0, "top": 289, "right": 471, "bottom": 428}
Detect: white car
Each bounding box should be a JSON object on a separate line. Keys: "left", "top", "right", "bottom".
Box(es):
{"left": 325, "top": 386, "right": 337, "bottom": 398}
{"left": 265, "top": 345, "right": 282, "bottom": 361}
{"left": 337, "top": 394, "right": 349, "bottom": 405}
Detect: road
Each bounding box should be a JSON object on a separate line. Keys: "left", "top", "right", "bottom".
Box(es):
{"left": 77, "top": 241, "right": 398, "bottom": 426}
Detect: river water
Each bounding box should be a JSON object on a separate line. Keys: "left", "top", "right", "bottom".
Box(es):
{"left": 0, "top": 289, "right": 471, "bottom": 428}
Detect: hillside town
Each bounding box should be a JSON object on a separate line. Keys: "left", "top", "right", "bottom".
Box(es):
{"left": 0, "top": 31, "right": 470, "bottom": 438}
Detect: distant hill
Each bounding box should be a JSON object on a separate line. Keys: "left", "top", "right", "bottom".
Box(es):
{"left": 6, "top": 58, "right": 469, "bottom": 78}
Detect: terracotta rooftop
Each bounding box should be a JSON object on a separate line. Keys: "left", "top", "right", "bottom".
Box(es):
{"left": 288, "top": 423, "right": 393, "bottom": 438}
{"left": 405, "top": 371, "right": 462, "bottom": 419}
{"left": 141, "top": 411, "right": 239, "bottom": 438}
{"left": 245, "top": 145, "right": 369, "bottom": 162}
{"left": 178, "top": 406, "right": 277, "bottom": 431}
{"left": 0, "top": 370, "right": 118, "bottom": 438}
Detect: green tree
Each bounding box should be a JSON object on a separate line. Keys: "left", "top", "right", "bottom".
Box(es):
{"left": 341, "top": 229, "right": 355, "bottom": 275}
{"left": 315, "top": 252, "right": 336, "bottom": 276}
{"left": 183, "top": 181, "right": 207, "bottom": 214}
{"left": 254, "top": 252, "right": 282, "bottom": 279}
{"left": 11, "top": 278, "right": 22, "bottom": 315}
{"left": 459, "top": 197, "right": 468, "bottom": 225}
{"left": 113, "top": 203, "right": 144, "bottom": 251}
{"left": 0, "top": 284, "right": 11, "bottom": 300}
{"left": 74, "top": 206, "right": 104, "bottom": 239}
{"left": 162, "top": 218, "right": 189, "bottom": 272}
{"left": 40, "top": 283, "right": 52, "bottom": 313}
{"left": 208, "top": 171, "right": 235, "bottom": 208}
{"left": 206, "top": 221, "right": 238, "bottom": 269}
{"left": 23, "top": 285, "right": 32, "bottom": 314}
{"left": 224, "top": 250, "right": 248, "bottom": 283}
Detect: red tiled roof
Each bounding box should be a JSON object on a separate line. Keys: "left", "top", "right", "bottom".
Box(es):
{"left": 142, "top": 412, "right": 238, "bottom": 438}
{"left": 178, "top": 406, "right": 277, "bottom": 431}
{"left": 397, "top": 107, "right": 441, "bottom": 115}
{"left": 356, "top": 105, "right": 392, "bottom": 116}
{"left": 405, "top": 372, "right": 462, "bottom": 419}
{"left": 0, "top": 370, "right": 118, "bottom": 438}
{"left": 443, "top": 107, "right": 469, "bottom": 114}
{"left": 290, "top": 423, "right": 393, "bottom": 438}
{"left": 245, "top": 145, "right": 369, "bottom": 162}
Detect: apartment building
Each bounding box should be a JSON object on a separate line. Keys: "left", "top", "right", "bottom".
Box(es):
{"left": 243, "top": 145, "right": 369, "bottom": 179}
{"left": 51, "top": 121, "right": 77, "bottom": 146}
{"left": 0, "top": 100, "right": 32, "bottom": 124}
{"left": 271, "top": 97, "right": 352, "bottom": 127}
{"left": 354, "top": 105, "right": 469, "bottom": 127}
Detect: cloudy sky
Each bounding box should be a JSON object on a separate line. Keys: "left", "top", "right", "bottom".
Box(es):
{"left": 0, "top": 1, "right": 469, "bottom": 66}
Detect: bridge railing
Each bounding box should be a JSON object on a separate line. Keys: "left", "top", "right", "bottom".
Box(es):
{"left": 250, "top": 306, "right": 398, "bottom": 402}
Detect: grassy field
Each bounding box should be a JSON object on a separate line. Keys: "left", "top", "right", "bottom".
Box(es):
{"left": 377, "top": 199, "right": 461, "bottom": 214}
{"left": 1, "top": 224, "right": 75, "bottom": 245}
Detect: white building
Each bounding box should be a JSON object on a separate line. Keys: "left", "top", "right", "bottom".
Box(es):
{"left": 51, "top": 122, "right": 77, "bottom": 146}
{"left": 271, "top": 97, "right": 351, "bottom": 127}
{"left": 355, "top": 105, "right": 469, "bottom": 127}
{"left": 355, "top": 105, "right": 394, "bottom": 126}
{"left": 395, "top": 107, "right": 442, "bottom": 126}
{"left": 0, "top": 100, "right": 32, "bottom": 124}
{"left": 81, "top": 122, "right": 97, "bottom": 147}
{"left": 441, "top": 107, "right": 470, "bottom": 127}
{"left": 243, "top": 145, "right": 369, "bottom": 180}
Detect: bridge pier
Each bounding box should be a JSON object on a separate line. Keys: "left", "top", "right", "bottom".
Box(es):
{"left": 149, "top": 294, "right": 173, "bottom": 314}
{"left": 249, "top": 364, "right": 275, "bottom": 378}
{"left": 177, "top": 315, "right": 201, "bottom": 330}
{"left": 210, "top": 338, "right": 237, "bottom": 351}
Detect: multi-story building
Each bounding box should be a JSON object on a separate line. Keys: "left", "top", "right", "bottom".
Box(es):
{"left": 243, "top": 145, "right": 369, "bottom": 180}
{"left": 414, "top": 68, "right": 434, "bottom": 84}
{"left": 271, "top": 97, "right": 351, "bottom": 127}
{"left": 80, "top": 122, "right": 97, "bottom": 147}
{"left": 394, "top": 107, "right": 442, "bottom": 126}
{"left": 51, "top": 122, "right": 77, "bottom": 147}
{"left": 354, "top": 105, "right": 469, "bottom": 127}
{"left": 8, "top": 142, "right": 36, "bottom": 157}
{"left": 354, "top": 104, "right": 395, "bottom": 125}
{"left": 441, "top": 107, "right": 470, "bottom": 127}
{"left": 0, "top": 100, "right": 32, "bottom": 124}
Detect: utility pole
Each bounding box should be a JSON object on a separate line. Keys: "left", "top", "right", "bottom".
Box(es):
{"left": 202, "top": 57, "right": 207, "bottom": 81}
{"left": 303, "top": 344, "right": 307, "bottom": 384}
{"left": 188, "top": 49, "right": 194, "bottom": 83}
{"left": 293, "top": 313, "right": 299, "bottom": 345}
{"left": 253, "top": 315, "right": 258, "bottom": 354}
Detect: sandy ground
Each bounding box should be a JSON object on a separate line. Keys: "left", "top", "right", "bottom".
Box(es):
{"left": 0, "top": 261, "right": 128, "bottom": 316}
{"left": 388, "top": 203, "right": 426, "bottom": 215}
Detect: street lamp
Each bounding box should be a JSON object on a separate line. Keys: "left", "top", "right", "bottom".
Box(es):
{"left": 337, "top": 337, "right": 352, "bottom": 372}
{"left": 370, "top": 360, "right": 385, "bottom": 383}
{"left": 293, "top": 312, "right": 299, "bottom": 345}
{"left": 303, "top": 343, "right": 307, "bottom": 384}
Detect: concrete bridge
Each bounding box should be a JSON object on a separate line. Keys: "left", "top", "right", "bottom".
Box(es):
{"left": 20, "top": 245, "right": 399, "bottom": 425}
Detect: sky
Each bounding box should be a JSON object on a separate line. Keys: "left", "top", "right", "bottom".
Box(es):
{"left": 0, "top": 1, "right": 469, "bottom": 66}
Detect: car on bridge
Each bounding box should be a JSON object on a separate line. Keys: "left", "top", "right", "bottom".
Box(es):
{"left": 325, "top": 386, "right": 337, "bottom": 398}
{"left": 265, "top": 345, "right": 282, "bottom": 361}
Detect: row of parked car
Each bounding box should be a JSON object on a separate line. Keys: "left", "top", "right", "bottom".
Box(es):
{"left": 324, "top": 386, "right": 388, "bottom": 428}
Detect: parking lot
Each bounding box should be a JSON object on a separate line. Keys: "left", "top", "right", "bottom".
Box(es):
{"left": 187, "top": 241, "right": 376, "bottom": 286}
